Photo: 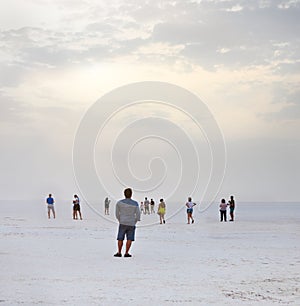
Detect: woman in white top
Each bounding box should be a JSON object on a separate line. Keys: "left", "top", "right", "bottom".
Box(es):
{"left": 186, "top": 197, "right": 196, "bottom": 224}
{"left": 219, "top": 198, "right": 228, "bottom": 222}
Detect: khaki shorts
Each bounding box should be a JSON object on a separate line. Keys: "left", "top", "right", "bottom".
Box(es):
{"left": 48, "top": 205, "right": 55, "bottom": 213}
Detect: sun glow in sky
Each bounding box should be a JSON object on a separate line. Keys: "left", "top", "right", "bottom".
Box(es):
{"left": 0, "top": 0, "right": 299, "bottom": 202}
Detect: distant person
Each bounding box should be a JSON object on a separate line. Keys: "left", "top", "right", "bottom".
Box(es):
{"left": 140, "top": 201, "right": 145, "bottom": 214}
{"left": 73, "top": 194, "right": 82, "bottom": 220}
{"left": 219, "top": 198, "right": 228, "bottom": 222}
{"left": 72, "top": 200, "right": 77, "bottom": 219}
{"left": 150, "top": 198, "right": 155, "bottom": 214}
{"left": 157, "top": 198, "right": 166, "bottom": 224}
{"left": 144, "top": 197, "right": 150, "bottom": 214}
{"left": 104, "top": 197, "right": 111, "bottom": 215}
{"left": 46, "top": 194, "right": 55, "bottom": 219}
{"left": 186, "top": 197, "right": 196, "bottom": 224}
{"left": 114, "top": 188, "right": 141, "bottom": 258}
{"left": 228, "top": 195, "right": 235, "bottom": 221}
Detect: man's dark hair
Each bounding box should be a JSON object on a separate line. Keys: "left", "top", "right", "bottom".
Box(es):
{"left": 124, "top": 188, "right": 132, "bottom": 199}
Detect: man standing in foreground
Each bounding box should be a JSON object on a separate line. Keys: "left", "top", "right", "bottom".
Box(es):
{"left": 114, "top": 188, "right": 140, "bottom": 258}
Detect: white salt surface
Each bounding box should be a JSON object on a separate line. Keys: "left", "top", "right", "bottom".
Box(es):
{"left": 0, "top": 200, "right": 299, "bottom": 305}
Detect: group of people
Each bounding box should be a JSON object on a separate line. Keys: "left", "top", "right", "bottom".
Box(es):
{"left": 139, "top": 197, "right": 166, "bottom": 224}
{"left": 114, "top": 190, "right": 204, "bottom": 257}
{"left": 219, "top": 195, "right": 235, "bottom": 222}
{"left": 140, "top": 197, "right": 155, "bottom": 214}
{"left": 45, "top": 194, "right": 83, "bottom": 220}
{"left": 46, "top": 190, "right": 236, "bottom": 258}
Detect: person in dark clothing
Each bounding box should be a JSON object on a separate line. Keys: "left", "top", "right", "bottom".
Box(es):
{"left": 228, "top": 195, "right": 235, "bottom": 221}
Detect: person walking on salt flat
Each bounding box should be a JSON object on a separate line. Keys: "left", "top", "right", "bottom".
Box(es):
{"left": 46, "top": 194, "right": 55, "bottom": 219}
{"left": 150, "top": 198, "right": 155, "bottom": 213}
{"left": 73, "top": 194, "right": 82, "bottom": 220}
{"left": 157, "top": 198, "right": 166, "bottom": 224}
{"left": 104, "top": 197, "right": 111, "bottom": 215}
{"left": 186, "top": 197, "right": 196, "bottom": 224}
{"left": 144, "top": 197, "right": 150, "bottom": 214}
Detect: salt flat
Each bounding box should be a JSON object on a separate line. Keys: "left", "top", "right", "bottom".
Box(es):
{"left": 0, "top": 201, "right": 299, "bottom": 305}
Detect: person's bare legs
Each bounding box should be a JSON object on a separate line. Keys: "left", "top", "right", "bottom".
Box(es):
{"left": 48, "top": 209, "right": 50, "bottom": 219}
{"left": 53, "top": 209, "right": 56, "bottom": 219}
{"left": 125, "top": 240, "right": 132, "bottom": 255}
{"left": 78, "top": 211, "right": 82, "bottom": 220}
{"left": 117, "top": 240, "right": 123, "bottom": 254}
{"left": 187, "top": 213, "right": 194, "bottom": 224}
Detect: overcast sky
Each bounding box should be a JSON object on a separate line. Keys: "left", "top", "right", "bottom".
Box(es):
{"left": 0, "top": 0, "right": 299, "bottom": 203}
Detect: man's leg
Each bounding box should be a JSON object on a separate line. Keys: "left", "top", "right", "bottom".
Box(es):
{"left": 118, "top": 240, "right": 123, "bottom": 254}
{"left": 125, "top": 240, "right": 132, "bottom": 254}
{"left": 115, "top": 224, "right": 125, "bottom": 256}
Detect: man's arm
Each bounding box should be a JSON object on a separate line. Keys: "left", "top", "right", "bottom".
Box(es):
{"left": 135, "top": 205, "right": 141, "bottom": 222}
{"left": 115, "top": 202, "right": 120, "bottom": 221}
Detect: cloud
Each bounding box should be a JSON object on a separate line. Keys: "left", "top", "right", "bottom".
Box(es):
{"left": 152, "top": 4, "right": 300, "bottom": 69}
{"left": 0, "top": 0, "right": 299, "bottom": 79}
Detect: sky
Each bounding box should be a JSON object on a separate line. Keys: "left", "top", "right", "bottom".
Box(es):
{"left": 0, "top": 0, "right": 299, "bottom": 203}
